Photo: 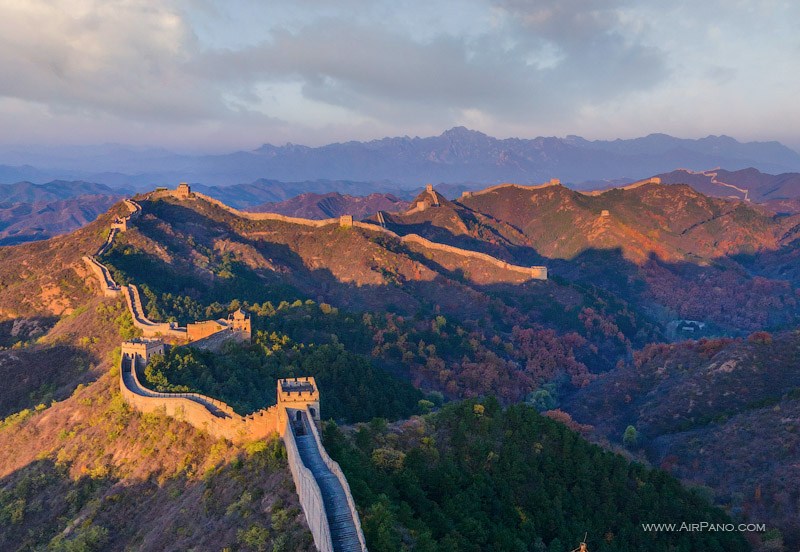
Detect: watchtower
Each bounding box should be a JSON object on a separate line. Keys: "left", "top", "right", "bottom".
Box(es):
{"left": 111, "top": 217, "right": 129, "bottom": 231}
{"left": 277, "top": 377, "right": 320, "bottom": 433}
{"left": 228, "top": 308, "right": 251, "bottom": 340}
{"left": 426, "top": 184, "right": 440, "bottom": 206}
{"left": 121, "top": 338, "right": 165, "bottom": 368}
{"left": 176, "top": 182, "right": 192, "bottom": 199}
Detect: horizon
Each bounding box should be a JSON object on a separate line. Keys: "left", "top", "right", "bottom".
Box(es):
{"left": 2, "top": 1, "right": 799, "bottom": 152}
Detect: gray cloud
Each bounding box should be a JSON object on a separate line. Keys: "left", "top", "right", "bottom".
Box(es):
{"left": 189, "top": 1, "right": 668, "bottom": 127}
{"left": 2, "top": 0, "right": 794, "bottom": 150}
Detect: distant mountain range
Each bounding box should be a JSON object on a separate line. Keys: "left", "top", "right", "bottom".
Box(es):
{"left": 2, "top": 128, "right": 800, "bottom": 188}
{"left": 0, "top": 181, "right": 124, "bottom": 245}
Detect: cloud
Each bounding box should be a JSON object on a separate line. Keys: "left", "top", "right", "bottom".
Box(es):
{"left": 0, "top": 0, "right": 794, "bottom": 150}
{"left": 189, "top": 0, "right": 668, "bottom": 130}
{"left": 0, "top": 0, "right": 668, "bottom": 131}
{"left": 0, "top": 0, "right": 221, "bottom": 121}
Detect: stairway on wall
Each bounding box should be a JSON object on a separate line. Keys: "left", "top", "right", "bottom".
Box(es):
{"left": 293, "top": 414, "right": 363, "bottom": 552}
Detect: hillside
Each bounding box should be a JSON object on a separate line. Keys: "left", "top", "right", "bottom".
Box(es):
{"left": 98, "top": 191, "right": 671, "bottom": 401}
{"left": 1, "top": 183, "right": 798, "bottom": 550}
{"left": 0, "top": 194, "right": 121, "bottom": 245}
{"left": 0, "top": 374, "right": 313, "bottom": 551}
{"left": 0, "top": 181, "right": 122, "bottom": 204}
{"left": 249, "top": 192, "right": 410, "bottom": 220}
{"left": 323, "top": 398, "right": 749, "bottom": 551}
{"left": 0, "top": 225, "right": 313, "bottom": 549}
{"left": 563, "top": 331, "right": 800, "bottom": 547}
{"left": 456, "top": 182, "right": 792, "bottom": 263}
{"left": 656, "top": 168, "right": 800, "bottom": 203}
{"left": 375, "top": 181, "right": 800, "bottom": 333}
{"left": 0, "top": 181, "right": 124, "bottom": 245}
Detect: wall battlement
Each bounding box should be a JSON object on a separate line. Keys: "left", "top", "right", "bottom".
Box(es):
{"left": 82, "top": 255, "right": 121, "bottom": 296}
{"left": 117, "top": 349, "right": 367, "bottom": 551}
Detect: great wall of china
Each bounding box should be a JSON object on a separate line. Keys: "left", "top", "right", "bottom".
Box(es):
{"left": 81, "top": 189, "right": 372, "bottom": 551}
{"left": 79, "top": 182, "right": 555, "bottom": 551}
{"left": 155, "top": 184, "right": 547, "bottom": 281}
{"left": 120, "top": 343, "right": 366, "bottom": 552}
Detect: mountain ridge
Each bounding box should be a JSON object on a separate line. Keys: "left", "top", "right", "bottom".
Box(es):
{"left": 2, "top": 128, "right": 799, "bottom": 188}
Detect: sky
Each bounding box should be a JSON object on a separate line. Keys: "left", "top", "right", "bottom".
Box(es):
{"left": 1, "top": 0, "right": 799, "bottom": 152}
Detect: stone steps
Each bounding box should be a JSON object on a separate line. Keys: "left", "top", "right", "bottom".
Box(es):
{"left": 294, "top": 422, "right": 363, "bottom": 552}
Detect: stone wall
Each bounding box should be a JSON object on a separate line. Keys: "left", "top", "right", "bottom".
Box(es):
{"left": 303, "top": 409, "right": 368, "bottom": 552}
{"left": 95, "top": 228, "right": 117, "bottom": 256}
{"left": 282, "top": 417, "right": 334, "bottom": 552}
{"left": 397, "top": 233, "right": 548, "bottom": 280}
{"left": 186, "top": 320, "right": 227, "bottom": 341}
{"left": 464, "top": 179, "right": 561, "bottom": 198}
{"left": 118, "top": 341, "right": 367, "bottom": 550}
{"left": 163, "top": 186, "right": 547, "bottom": 282}
{"left": 192, "top": 192, "right": 338, "bottom": 227}
{"left": 82, "top": 256, "right": 121, "bottom": 297}
{"left": 119, "top": 354, "right": 278, "bottom": 442}
{"left": 123, "top": 284, "right": 188, "bottom": 340}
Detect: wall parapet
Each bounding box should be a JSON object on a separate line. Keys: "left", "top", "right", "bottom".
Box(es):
{"left": 396, "top": 232, "right": 547, "bottom": 280}
{"left": 119, "top": 354, "right": 277, "bottom": 442}
{"left": 118, "top": 342, "right": 365, "bottom": 549}
{"left": 123, "top": 284, "right": 188, "bottom": 339}
{"left": 460, "top": 179, "right": 562, "bottom": 199}
{"left": 283, "top": 417, "right": 335, "bottom": 552}
{"left": 193, "top": 192, "right": 339, "bottom": 227}
{"left": 304, "top": 410, "right": 368, "bottom": 552}
{"left": 83, "top": 256, "right": 121, "bottom": 296}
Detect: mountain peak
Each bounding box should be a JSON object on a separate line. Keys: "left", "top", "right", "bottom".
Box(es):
{"left": 440, "top": 126, "right": 488, "bottom": 140}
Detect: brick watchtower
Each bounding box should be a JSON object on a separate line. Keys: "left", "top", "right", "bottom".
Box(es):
{"left": 176, "top": 182, "right": 192, "bottom": 199}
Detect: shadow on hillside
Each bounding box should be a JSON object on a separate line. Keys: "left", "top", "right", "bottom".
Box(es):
{"left": 379, "top": 217, "right": 549, "bottom": 265}
{"left": 382, "top": 216, "right": 800, "bottom": 333}
{"left": 119, "top": 200, "right": 800, "bottom": 337}
{"left": 0, "top": 315, "right": 58, "bottom": 348}
{"left": 0, "top": 458, "right": 117, "bottom": 550}
{"left": 0, "top": 344, "right": 96, "bottom": 419}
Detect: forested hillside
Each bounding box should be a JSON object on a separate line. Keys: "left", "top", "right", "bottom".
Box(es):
{"left": 324, "top": 399, "right": 750, "bottom": 551}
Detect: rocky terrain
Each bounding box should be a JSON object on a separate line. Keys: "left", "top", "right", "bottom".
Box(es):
{"left": 1, "top": 179, "right": 799, "bottom": 550}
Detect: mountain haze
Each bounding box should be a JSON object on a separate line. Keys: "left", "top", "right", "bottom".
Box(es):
{"left": 2, "top": 129, "right": 799, "bottom": 188}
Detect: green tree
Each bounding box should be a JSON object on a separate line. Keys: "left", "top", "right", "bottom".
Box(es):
{"left": 623, "top": 425, "right": 638, "bottom": 449}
